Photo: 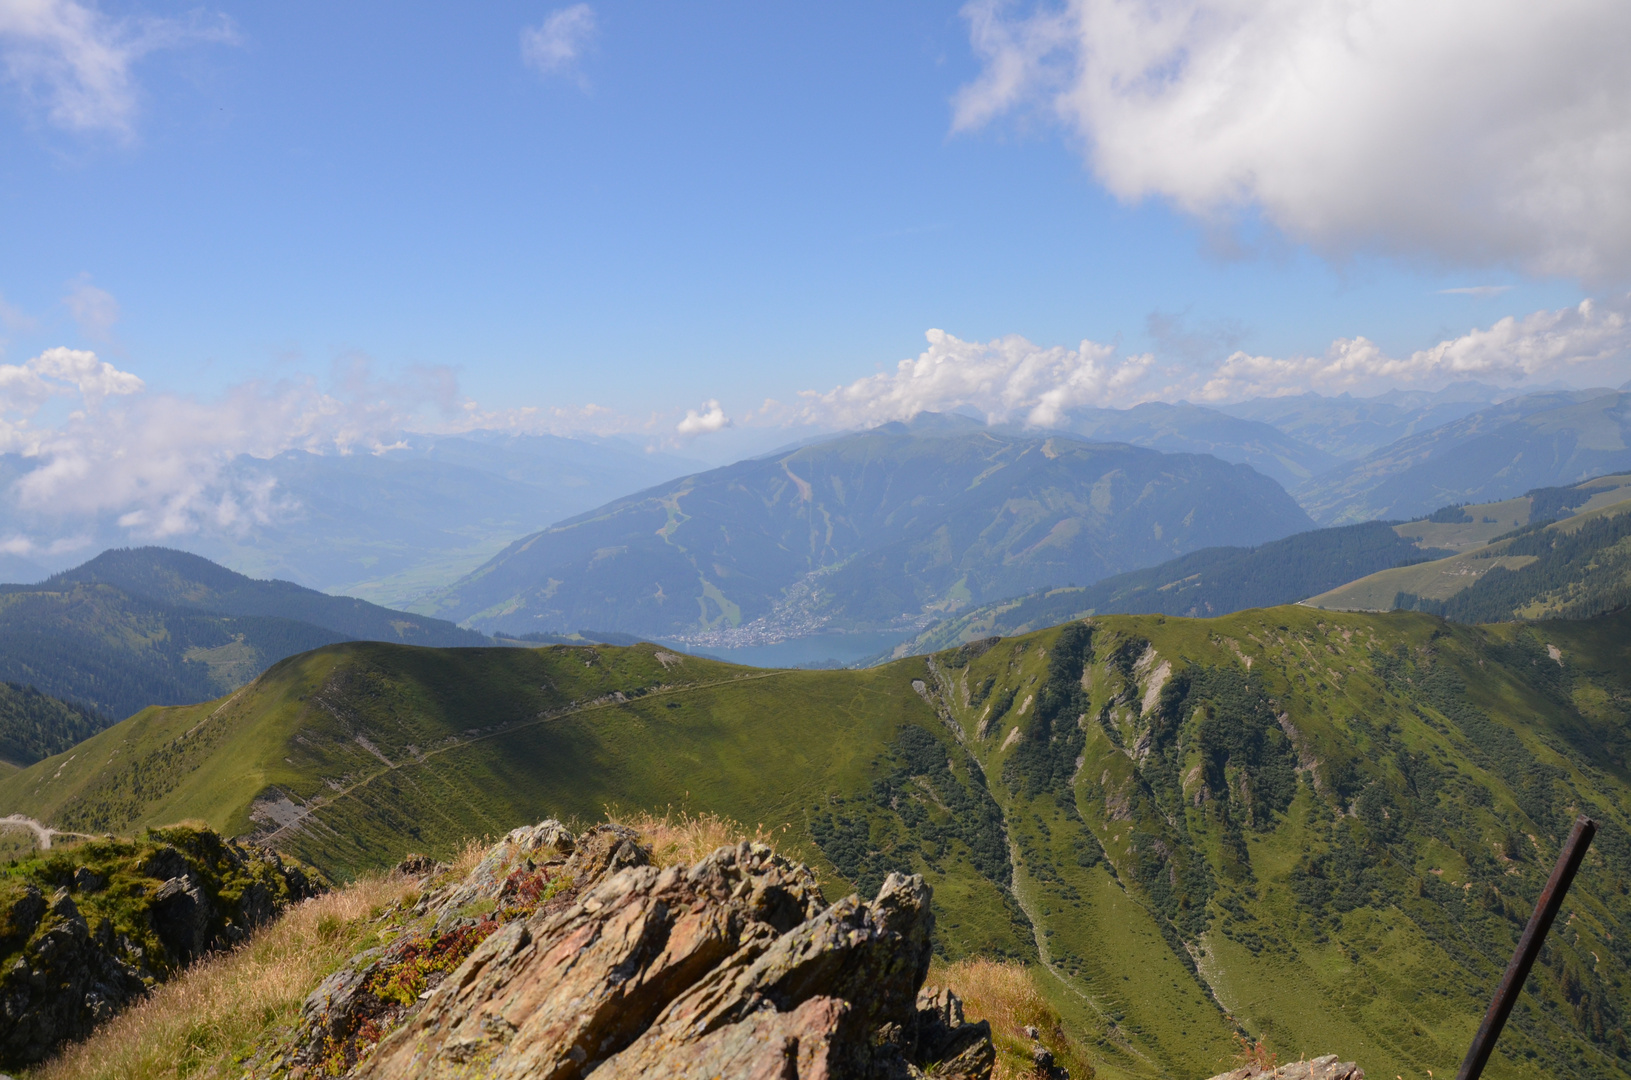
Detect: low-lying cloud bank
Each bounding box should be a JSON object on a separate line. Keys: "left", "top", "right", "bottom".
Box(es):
{"left": 2, "top": 296, "right": 1627, "bottom": 549}
{"left": 791, "top": 296, "right": 1631, "bottom": 429}
{"left": 955, "top": 0, "right": 1631, "bottom": 281}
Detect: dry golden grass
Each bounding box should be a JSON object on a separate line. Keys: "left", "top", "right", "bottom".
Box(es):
{"left": 29, "top": 873, "right": 417, "bottom": 1080}
{"left": 927, "top": 957, "right": 1094, "bottom": 1080}
{"left": 445, "top": 835, "right": 490, "bottom": 878}
{"left": 619, "top": 807, "right": 785, "bottom": 867}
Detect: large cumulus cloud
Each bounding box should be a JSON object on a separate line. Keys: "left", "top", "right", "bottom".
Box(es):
{"left": 955, "top": 0, "right": 1631, "bottom": 280}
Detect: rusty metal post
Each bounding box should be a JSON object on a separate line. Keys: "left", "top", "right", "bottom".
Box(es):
{"left": 1454, "top": 814, "right": 1596, "bottom": 1080}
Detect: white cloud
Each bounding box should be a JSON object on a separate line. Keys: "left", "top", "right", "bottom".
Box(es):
{"left": 676, "top": 399, "right": 730, "bottom": 436}
{"left": 795, "top": 329, "right": 1155, "bottom": 429}
{"left": 0, "top": 344, "right": 141, "bottom": 428}
{"left": 954, "top": 0, "right": 1631, "bottom": 281}
{"left": 521, "top": 4, "right": 596, "bottom": 85}
{"left": 1439, "top": 286, "right": 1513, "bottom": 298}
{"left": 0, "top": 0, "right": 235, "bottom": 137}
{"left": 63, "top": 273, "right": 118, "bottom": 339}
{"left": 790, "top": 300, "right": 1631, "bottom": 428}
{"left": 1, "top": 347, "right": 458, "bottom": 539}
{"left": 1198, "top": 297, "right": 1631, "bottom": 400}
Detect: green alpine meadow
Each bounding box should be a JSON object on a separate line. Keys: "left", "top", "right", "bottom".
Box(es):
{"left": 6, "top": 602, "right": 1629, "bottom": 1079}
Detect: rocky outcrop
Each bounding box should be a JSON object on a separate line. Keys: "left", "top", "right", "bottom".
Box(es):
{"left": 277, "top": 820, "right": 995, "bottom": 1079}
{"left": 1205, "top": 1056, "right": 1364, "bottom": 1080}
{"left": 0, "top": 825, "right": 324, "bottom": 1069}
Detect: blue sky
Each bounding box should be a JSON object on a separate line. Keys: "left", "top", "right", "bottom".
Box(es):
{"left": 0, "top": 0, "right": 1627, "bottom": 457}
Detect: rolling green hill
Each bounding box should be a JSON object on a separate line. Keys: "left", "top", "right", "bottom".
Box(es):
{"left": 7, "top": 608, "right": 1631, "bottom": 1079}
{"left": 418, "top": 416, "right": 1315, "bottom": 644}
{"left": 1307, "top": 475, "right": 1631, "bottom": 616}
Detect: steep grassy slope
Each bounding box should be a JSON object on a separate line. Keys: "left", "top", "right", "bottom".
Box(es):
{"left": 1399, "top": 500, "right": 1631, "bottom": 622}
{"left": 1309, "top": 477, "right": 1631, "bottom": 615}
{"left": 418, "top": 417, "right": 1315, "bottom": 642}
{"left": 0, "top": 582, "right": 348, "bottom": 722}
{"left": 1295, "top": 390, "right": 1631, "bottom": 525}
{"left": 52, "top": 547, "right": 484, "bottom": 647}
{"left": 6, "top": 611, "right": 1631, "bottom": 1079}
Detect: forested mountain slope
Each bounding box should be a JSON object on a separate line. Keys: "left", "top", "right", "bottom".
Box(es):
{"left": 420, "top": 417, "right": 1314, "bottom": 642}
{"left": 0, "top": 682, "right": 105, "bottom": 768}
{"left": 0, "top": 549, "right": 487, "bottom": 725}
{"left": 0, "top": 582, "right": 348, "bottom": 723}
{"left": 885, "top": 520, "right": 1449, "bottom": 656}
{"left": 6, "top": 608, "right": 1631, "bottom": 1080}
{"left": 51, "top": 547, "right": 484, "bottom": 647}
{"left": 1395, "top": 498, "right": 1631, "bottom": 622}
{"left": 1308, "top": 474, "right": 1631, "bottom": 617}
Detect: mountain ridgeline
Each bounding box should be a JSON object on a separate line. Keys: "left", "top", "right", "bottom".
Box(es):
{"left": 419, "top": 417, "right": 1315, "bottom": 642}
{"left": 0, "top": 548, "right": 485, "bottom": 724}
{"left": 1308, "top": 473, "right": 1631, "bottom": 620}
{"left": 6, "top": 604, "right": 1631, "bottom": 1079}
{"left": 50, "top": 548, "right": 486, "bottom": 648}
{"left": 1398, "top": 498, "right": 1631, "bottom": 623}
{"left": 1293, "top": 389, "right": 1631, "bottom": 524}
{"left": 889, "top": 520, "right": 1451, "bottom": 656}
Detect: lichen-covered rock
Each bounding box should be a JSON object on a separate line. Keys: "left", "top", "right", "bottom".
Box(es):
{"left": 279, "top": 819, "right": 993, "bottom": 1080}
{"left": 1205, "top": 1055, "right": 1364, "bottom": 1080}
{"left": 0, "top": 825, "right": 324, "bottom": 1069}
{"left": 275, "top": 821, "right": 632, "bottom": 1076}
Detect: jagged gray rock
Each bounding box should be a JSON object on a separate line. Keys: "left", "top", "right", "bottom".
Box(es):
{"left": 1205, "top": 1055, "right": 1364, "bottom": 1080}
{"left": 285, "top": 819, "right": 995, "bottom": 1080}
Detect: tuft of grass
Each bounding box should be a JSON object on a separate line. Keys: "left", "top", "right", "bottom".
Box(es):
{"left": 445, "top": 835, "right": 490, "bottom": 878}
{"left": 927, "top": 957, "right": 1092, "bottom": 1080}
{"left": 620, "top": 807, "right": 786, "bottom": 868}
{"left": 29, "top": 873, "right": 417, "bottom": 1080}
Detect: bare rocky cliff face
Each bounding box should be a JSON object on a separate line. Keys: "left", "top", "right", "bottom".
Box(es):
{"left": 269, "top": 821, "right": 996, "bottom": 1079}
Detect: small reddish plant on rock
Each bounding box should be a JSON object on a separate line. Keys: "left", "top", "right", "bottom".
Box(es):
{"left": 1232, "top": 1033, "right": 1277, "bottom": 1071}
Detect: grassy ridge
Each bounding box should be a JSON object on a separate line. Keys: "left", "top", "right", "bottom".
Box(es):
{"left": 6, "top": 612, "right": 1631, "bottom": 1079}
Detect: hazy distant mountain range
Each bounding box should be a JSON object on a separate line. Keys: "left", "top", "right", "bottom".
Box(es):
{"left": 1291, "top": 389, "right": 1631, "bottom": 523}
{"left": 0, "top": 433, "right": 704, "bottom": 603}
{"left": 417, "top": 415, "right": 1314, "bottom": 641}
{"left": 1213, "top": 380, "right": 1503, "bottom": 458}
{"left": 6, "top": 383, "right": 1629, "bottom": 654}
